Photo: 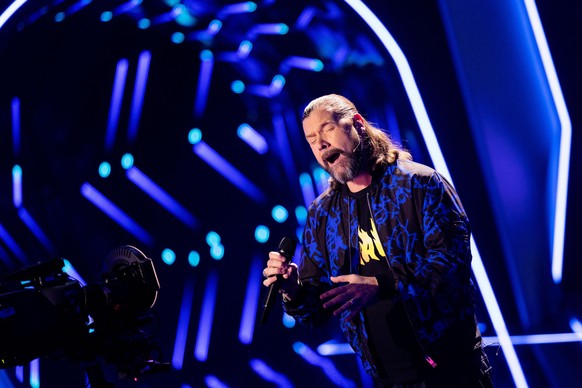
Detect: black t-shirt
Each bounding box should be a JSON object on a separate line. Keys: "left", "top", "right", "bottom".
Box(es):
{"left": 350, "top": 187, "right": 425, "bottom": 384}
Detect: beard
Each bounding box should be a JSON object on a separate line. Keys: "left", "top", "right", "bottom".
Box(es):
{"left": 322, "top": 138, "right": 367, "bottom": 184}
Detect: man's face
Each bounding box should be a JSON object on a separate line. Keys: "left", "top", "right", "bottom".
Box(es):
{"left": 303, "top": 107, "right": 363, "bottom": 184}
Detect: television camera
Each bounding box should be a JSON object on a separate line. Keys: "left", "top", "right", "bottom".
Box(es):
{"left": 0, "top": 245, "right": 167, "bottom": 385}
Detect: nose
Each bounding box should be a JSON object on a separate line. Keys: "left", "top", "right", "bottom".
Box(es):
{"left": 315, "top": 136, "right": 330, "bottom": 151}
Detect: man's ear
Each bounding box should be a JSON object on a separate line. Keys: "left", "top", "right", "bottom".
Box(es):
{"left": 353, "top": 113, "right": 365, "bottom": 132}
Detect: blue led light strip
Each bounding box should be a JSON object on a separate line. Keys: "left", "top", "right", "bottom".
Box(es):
{"left": 194, "top": 270, "right": 218, "bottom": 362}
{"left": 249, "top": 359, "right": 293, "bottom": 387}
{"left": 292, "top": 342, "right": 355, "bottom": 387}
{"left": 80, "top": 182, "right": 154, "bottom": 246}
{"left": 193, "top": 141, "right": 266, "bottom": 203}
{"left": 105, "top": 58, "right": 128, "bottom": 151}
{"left": 126, "top": 166, "right": 199, "bottom": 229}
{"left": 172, "top": 278, "right": 194, "bottom": 370}
{"left": 343, "top": 1, "right": 527, "bottom": 386}
{"left": 128, "top": 51, "right": 151, "bottom": 144}
{"left": 0, "top": 0, "right": 27, "bottom": 30}
{"left": 0, "top": 223, "right": 26, "bottom": 263}
{"left": 195, "top": 50, "right": 214, "bottom": 118}
{"left": 239, "top": 255, "right": 263, "bottom": 344}
{"left": 11, "top": 97, "right": 21, "bottom": 155}
{"left": 18, "top": 208, "right": 54, "bottom": 254}
{"left": 522, "top": 0, "right": 571, "bottom": 284}
{"left": 484, "top": 331, "right": 582, "bottom": 345}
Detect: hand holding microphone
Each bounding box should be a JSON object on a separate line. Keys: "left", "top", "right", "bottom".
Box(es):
{"left": 260, "top": 237, "right": 297, "bottom": 324}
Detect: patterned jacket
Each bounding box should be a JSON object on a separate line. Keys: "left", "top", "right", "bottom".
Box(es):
{"left": 283, "top": 159, "right": 479, "bottom": 377}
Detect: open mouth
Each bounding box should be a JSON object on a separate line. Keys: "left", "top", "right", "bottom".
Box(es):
{"left": 324, "top": 151, "right": 341, "bottom": 165}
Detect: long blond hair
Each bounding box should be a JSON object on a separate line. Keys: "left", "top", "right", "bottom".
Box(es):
{"left": 302, "top": 94, "right": 411, "bottom": 188}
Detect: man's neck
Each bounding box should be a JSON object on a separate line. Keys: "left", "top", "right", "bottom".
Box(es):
{"left": 346, "top": 171, "right": 372, "bottom": 193}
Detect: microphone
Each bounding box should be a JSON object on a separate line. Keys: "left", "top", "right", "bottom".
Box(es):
{"left": 352, "top": 133, "right": 362, "bottom": 152}
{"left": 259, "top": 236, "right": 296, "bottom": 324}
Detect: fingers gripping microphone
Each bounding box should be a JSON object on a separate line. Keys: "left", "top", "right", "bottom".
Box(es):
{"left": 260, "top": 237, "right": 296, "bottom": 324}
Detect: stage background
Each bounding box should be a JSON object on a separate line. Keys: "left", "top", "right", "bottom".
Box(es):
{"left": 0, "top": 1, "right": 580, "bottom": 387}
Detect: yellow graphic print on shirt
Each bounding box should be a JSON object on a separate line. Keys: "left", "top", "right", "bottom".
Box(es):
{"left": 359, "top": 217, "right": 387, "bottom": 266}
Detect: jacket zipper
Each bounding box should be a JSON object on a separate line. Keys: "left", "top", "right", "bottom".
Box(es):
{"left": 365, "top": 191, "right": 438, "bottom": 369}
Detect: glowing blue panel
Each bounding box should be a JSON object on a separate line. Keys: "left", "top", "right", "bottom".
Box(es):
{"left": 280, "top": 56, "right": 323, "bottom": 73}
{"left": 188, "top": 128, "right": 202, "bottom": 144}
{"left": 137, "top": 18, "right": 150, "bottom": 29}
{"left": 0, "top": 222, "right": 26, "bottom": 263}
{"left": 237, "top": 123, "right": 268, "bottom": 154}
{"left": 299, "top": 173, "right": 315, "bottom": 207}
{"left": 205, "top": 375, "right": 228, "bottom": 388}
{"left": 193, "top": 141, "right": 266, "bottom": 203}
{"left": 218, "top": 2, "right": 256, "bottom": 16}
{"left": 269, "top": 74, "right": 285, "bottom": 96}
{"left": 317, "top": 341, "right": 354, "bottom": 356}
{"left": 100, "top": 11, "right": 112, "bottom": 22}
{"left": 282, "top": 313, "right": 295, "bottom": 328}
{"left": 345, "top": 1, "right": 526, "bottom": 386}
{"left": 81, "top": 183, "right": 154, "bottom": 246}
{"left": 272, "top": 112, "right": 298, "bottom": 190}
{"left": 175, "top": 7, "right": 196, "bottom": 27}
{"left": 162, "top": 248, "right": 176, "bottom": 265}
{"left": 105, "top": 58, "right": 128, "bottom": 151}
{"left": 483, "top": 332, "right": 582, "bottom": 345}
{"left": 18, "top": 208, "right": 54, "bottom": 254}
{"left": 128, "top": 51, "right": 151, "bottom": 144}
{"left": 570, "top": 318, "right": 582, "bottom": 334}
{"left": 312, "top": 167, "right": 329, "bottom": 195}
{"left": 151, "top": 9, "right": 176, "bottom": 25}
{"left": 113, "top": 0, "right": 142, "bottom": 16}
{"left": 294, "top": 6, "right": 316, "bottom": 30}
{"left": 206, "top": 231, "right": 220, "bottom": 246}
{"left": 194, "top": 50, "right": 213, "bottom": 118}
{"left": 249, "top": 359, "right": 293, "bottom": 388}
{"left": 271, "top": 205, "right": 288, "bottom": 223}
{"left": 231, "top": 80, "right": 245, "bottom": 94}
{"left": 188, "top": 251, "right": 200, "bottom": 267}
{"left": 16, "top": 365, "right": 23, "bottom": 383}
{"left": 194, "top": 271, "right": 218, "bottom": 361}
{"left": 126, "top": 166, "right": 199, "bottom": 229}
{"left": 208, "top": 19, "right": 221, "bottom": 34}
{"left": 248, "top": 23, "right": 288, "bottom": 38}
{"left": 237, "top": 40, "right": 252, "bottom": 58}
{"left": 239, "top": 255, "right": 262, "bottom": 344}
{"left": 0, "top": 370, "right": 14, "bottom": 387}
{"left": 292, "top": 342, "right": 354, "bottom": 387}
{"left": 121, "top": 153, "right": 134, "bottom": 169}
{"left": 11, "top": 97, "right": 20, "bottom": 155}
{"left": 66, "top": 0, "right": 92, "bottom": 16}
{"left": 520, "top": 0, "right": 571, "bottom": 284}
{"left": 29, "top": 359, "right": 39, "bottom": 388}
{"left": 210, "top": 244, "right": 224, "bottom": 260}
{"left": 295, "top": 206, "right": 307, "bottom": 225}
{"left": 98, "top": 161, "right": 111, "bottom": 178}
{"left": 172, "top": 278, "right": 194, "bottom": 370}
{"left": 12, "top": 164, "right": 22, "bottom": 208}
{"left": 171, "top": 32, "right": 185, "bottom": 44}
{"left": 0, "top": 0, "right": 28, "bottom": 30}
{"left": 254, "top": 225, "right": 270, "bottom": 243}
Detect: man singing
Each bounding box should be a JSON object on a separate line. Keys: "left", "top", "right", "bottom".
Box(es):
{"left": 263, "top": 94, "right": 493, "bottom": 387}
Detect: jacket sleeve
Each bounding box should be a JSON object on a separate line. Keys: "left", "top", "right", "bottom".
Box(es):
{"left": 400, "top": 172, "right": 472, "bottom": 299}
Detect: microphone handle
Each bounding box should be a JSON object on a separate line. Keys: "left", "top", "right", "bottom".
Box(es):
{"left": 259, "top": 275, "right": 282, "bottom": 324}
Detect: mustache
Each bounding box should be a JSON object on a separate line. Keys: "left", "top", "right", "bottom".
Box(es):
{"left": 321, "top": 148, "right": 347, "bottom": 162}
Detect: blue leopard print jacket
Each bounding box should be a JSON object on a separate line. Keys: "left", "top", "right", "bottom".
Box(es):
{"left": 283, "top": 159, "right": 479, "bottom": 377}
